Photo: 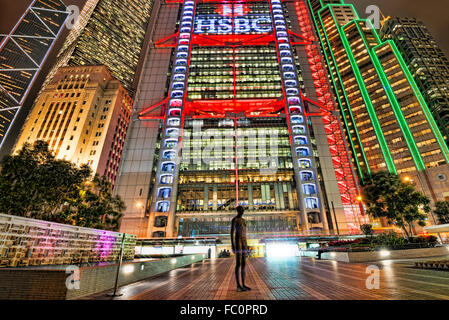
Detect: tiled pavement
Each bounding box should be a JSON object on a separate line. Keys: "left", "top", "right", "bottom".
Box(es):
{"left": 88, "top": 256, "right": 449, "bottom": 300}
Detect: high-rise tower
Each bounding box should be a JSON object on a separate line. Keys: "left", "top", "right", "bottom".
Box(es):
{"left": 0, "top": 0, "right": 69, "bottom": 148}
{"left": 43, "top": 0, "right": 155, "bottom": 97}
{"left": 380, "top": 17, "right": 449, "bottom": 144}
{"left": 14, "top": 65, "right": 133, "bottom": 188}
{"left": 308, "top": 0, "right": 449, "bottom": 223}
{"left": 116, "top": 0, "right": 366, "bottom": 239}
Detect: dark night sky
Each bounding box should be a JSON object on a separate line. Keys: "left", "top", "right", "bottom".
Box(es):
{"left": 348, "top": 0, "right": 449, "bottom": 56}
{"left": 1, "top": 0, "right": 448, "bottom": 54}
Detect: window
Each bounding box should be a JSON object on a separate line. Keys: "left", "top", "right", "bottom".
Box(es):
{"left": 294, "top": 136, "right": 307, "bottom": 145}
{"left": 303, "top": 184, "right": 316, "bottom": 195}
{"left": 160, "top": 174, "right": 174, "bottom": 184}
{"left": 158, "top": 188, "right": 171, "bottom": 198}
{"left": 156, "top": 201, "right": 170, "bottom": 212}
{"left": 152, "top": 231, "right": 166, "bottom": 237}
{"left": 162, "top": 150, "right": 176, "bottom": 160}
{"left": 305, "top": 197, "right": 319, "bottom": 209}
{"left": 299, "top": 159, "right": 312, "bottom": 169}
{"left": 155, "top": 216, "right": 168, "bottom": 228}
{"left": 300, "top": 171, "right": 314, "bottom": 181}
{"left": 296, "top": 147, "right": 309, "bottom": 157}
{"left": 161, "top": 162, "right": 175, "bottom": 173}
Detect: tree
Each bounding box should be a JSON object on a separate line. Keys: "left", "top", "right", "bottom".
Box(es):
{"left": 360, "top": 224, "right": 374, "bottom": 238}
{"left": 433, "top": 201, "right": 449, "bottom": 224}
{"left": 0, "top": 141, "right": 125, "bottom": 231}
{"left": 60, "top": 174, "right": 124, "bottom": 231}
{"left": 0, "top": 141, "right": 91, "bottom": 218}
{"left": 361, "top": 171, "right": 431, "bottom": 239}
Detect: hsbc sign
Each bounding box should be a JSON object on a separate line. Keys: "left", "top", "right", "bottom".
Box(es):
{"left": 195, "top": 17, "right": 272, "bottom": 34}
{"left": 194, "top": 4, "right": 272, "bottom": 34}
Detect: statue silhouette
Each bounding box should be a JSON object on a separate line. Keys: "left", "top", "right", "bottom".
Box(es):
{"left": 231, "top": 206, "right": 251, "bottom": 292}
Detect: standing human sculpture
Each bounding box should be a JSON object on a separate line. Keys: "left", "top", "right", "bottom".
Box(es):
{"left": 231, "top": 206, "right": 251, "bottom": 292}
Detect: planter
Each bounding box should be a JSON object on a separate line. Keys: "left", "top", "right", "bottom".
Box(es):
{"left": 301, "top": 246, "right": 449, "bottom": 263}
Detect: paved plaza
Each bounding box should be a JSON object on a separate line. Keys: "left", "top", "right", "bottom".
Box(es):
{"left": 89, "top": 256, "right": 449, "bottom": 300}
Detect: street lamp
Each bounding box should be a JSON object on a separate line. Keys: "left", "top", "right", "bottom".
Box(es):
{"left": 108, "top": 233, "right": 126, "bottom": 298}
{"left": 136, "top": 201, "right": 145, "bottom": 238}
{"left": 403, "top": 176, "right": 412, "bottom": 183}
{"left": 355, "top": 195, "right": 364, "bottom": 230}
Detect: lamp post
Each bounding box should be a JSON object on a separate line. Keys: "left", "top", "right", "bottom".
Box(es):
{"left": 355, "top": 195, "right": 364, "bottom": 231}
{"left": 108, "top": 233, "right": 126, "bottom": 297}
{"left": 136, "top": 201, "right": 145, "bottom": 238}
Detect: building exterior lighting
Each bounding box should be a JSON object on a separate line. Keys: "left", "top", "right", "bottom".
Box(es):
{"left": 123, "top": 264, "right": 135, "bottom": 274}
{"left": 0, "top": 0, "right": 70, "bottom": 151}
{"left": 380, "top": 250, "right": 390, "bottom": 258}
{"left": 14, "top": 66, "right": 133, "bottom": 188}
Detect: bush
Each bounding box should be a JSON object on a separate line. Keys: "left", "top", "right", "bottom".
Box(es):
{"left": 328, "top": 239, "right": 362, "bottom": 247}
{"left": 409, "top": 235, "right": 438, "bottom": 244}
{"left": 373, "top": 232, "right": 407, "bottom": 246}
{"left": 359, "top": 237, "right": 372, "bottom": 245}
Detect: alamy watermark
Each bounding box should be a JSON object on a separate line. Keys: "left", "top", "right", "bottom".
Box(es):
{"left": 365, "top": 5, "right": 381, "bottom": 30}
{"left": 365, "top": 265, "right": 380, "bottom": 290}
{"left": 65, "top": 5, "right": 81, "bottom": 30}
{"left": 66, "top": 265, "right": 80, "bottom": 290}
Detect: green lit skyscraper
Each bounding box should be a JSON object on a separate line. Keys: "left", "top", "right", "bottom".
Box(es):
{"left": 307, "top": 0, "right": 449, "bottom": 226}
{"left": 380, "top": 17, "right": 449, "bottom": 144}
{"left": 308, "top": 0, "right": 449, "bottom": 178}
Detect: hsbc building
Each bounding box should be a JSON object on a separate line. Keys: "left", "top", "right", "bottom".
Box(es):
{"left": 115, "top": 0, "right": 367, "bottom": 240}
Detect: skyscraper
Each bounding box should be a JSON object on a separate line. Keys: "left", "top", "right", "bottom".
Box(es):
{"left": 0, "top": 0, "right": 69, "bottom": 148}
{"left": 115, "top": 0, "right": 367, "bottom": 240}
{"left": 14, "top": 65, "right": 133, "bottom": 188}
{"left": 44, "top": 0, "right": 155, "bottom": 97}
{"left": 308, "top": 0, "right": 449, "bottom": 223}
{"left": 380, "top": 17, "right": 449, "bottom": 143}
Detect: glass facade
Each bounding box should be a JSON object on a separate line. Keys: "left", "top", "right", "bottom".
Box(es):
{"left": 380, "top": 17, "right": 449, "bottom": 144}
{"left": 0, "top": 0, "right": 69, "bottom": 146}
{"left": 133, "top": 0, "right": 353, "bottom": 239}
{"left": 118, "top": 0, "right": 368, "bottom": 239}
{"left": 308, "top": 0, "right": 449, "bottom": 178}
{"left": 188, "top": 46, "right": 282, "bottom": 100}
{"left": 67, "top": 0, "right": 153, "bottom": 96}
{"left": 42, "top": 0, "right": 154, "bottom": 98}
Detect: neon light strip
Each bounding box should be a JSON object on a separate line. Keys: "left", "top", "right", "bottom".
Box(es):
{"left": 150, "top": 0, "right": 198, "bottom": 236}
{"left": 319, "top": 4, "right": 397, "bottom": 174}
{"left": 386, "top": 40, "right": 449, "bottom": 163}
{"left": 349, "top": 20, "right": 426, "bottom": 171}
{"left": 296, "top": 1, "right": 364, "bottom": 232}
{"left": 270, "top": 0, "right": 321, "bottom": 219}
{"left": 308, "top": 1, "right": 370, "bottom": 180}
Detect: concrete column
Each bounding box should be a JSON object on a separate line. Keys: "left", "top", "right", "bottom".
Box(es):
{"left": 261, "top": 184, "right": 266, "bottom": 202}
{"left": 279, "top": 183, "right": 286, "bottom": 210}
{"left": 212, "top": 185, "right": 218, "bottom": 211}
{"left": 274, "top": 184, "right": 281, "bottom": 210}
{"left": 203, "top": 185, "right": 209, "bottom": 211}
{"left": 300, "top": 210, "right": 309, "bottom": 234}
{"left": 287, "top": 183, "right": 294, "bottom": 209}
{"left": 248, "top": 183, "right": 254, "bottom": 211}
